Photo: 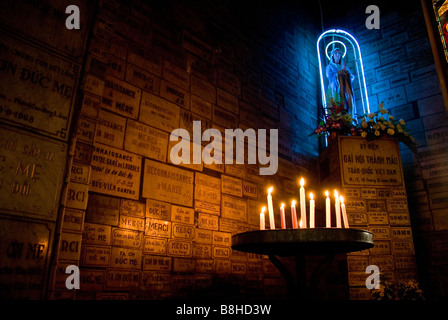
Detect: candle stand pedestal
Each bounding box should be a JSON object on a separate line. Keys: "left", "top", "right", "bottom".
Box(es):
{"left": 231, "top": 228, "right": 373, "bottom": 299}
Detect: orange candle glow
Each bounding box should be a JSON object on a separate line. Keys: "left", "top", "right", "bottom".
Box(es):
{"left": 291, "top": 200, "right": 298, "bottom": 229}
{"left": 280, "top": 203, "right": 286, "bottom": 229}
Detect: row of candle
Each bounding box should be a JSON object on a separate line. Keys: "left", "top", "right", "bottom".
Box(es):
{"left": 260, "top": 178, "right": 350, "bottom": 230}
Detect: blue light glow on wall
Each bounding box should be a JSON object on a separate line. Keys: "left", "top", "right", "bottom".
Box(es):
{"left": 317, "top": 29, "right": 370, "bottom": 118}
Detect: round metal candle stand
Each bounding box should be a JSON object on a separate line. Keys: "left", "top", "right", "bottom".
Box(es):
{"left": 231, "top": 228, "right": 374, "bottom": 299}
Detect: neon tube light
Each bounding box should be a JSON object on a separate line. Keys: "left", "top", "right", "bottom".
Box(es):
{"left": 317, "top": 29, "right": 370, "bottom": 115}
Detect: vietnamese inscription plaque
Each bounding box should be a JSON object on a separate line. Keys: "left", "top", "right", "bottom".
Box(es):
{"left": 83, "top": 223, "right": 111, "bottom": 246}
{"left": 90, "top": 143, "right": 141, "bottom": 200}
{"left": 111, "top": 228, "right": 143, "bottom": 249}
{"left": 339, "top": 137, "right": 403, "bottom": 187}
{"left": 146, "top": 199, "right": 171, "bottom": 220}
{"left": 0, "top": 126, "right": 66, "bottom": 220}
{"left": 110, "top": 247, "right": 142, "bottom": 269}
{"left": 0, "top": 217, "right": 53, "bottom": 299}
{"left": 120, "top": 199, "right": 145, "bottom": 218}
{"left": 0, "top": 31, "right": 80, "bottom": 140}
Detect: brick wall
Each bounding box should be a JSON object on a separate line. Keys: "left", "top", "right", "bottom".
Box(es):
{"left": 48, "top": 0, "right": 319, "bottom": 299}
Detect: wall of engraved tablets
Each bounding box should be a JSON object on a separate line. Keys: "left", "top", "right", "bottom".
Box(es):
{"left": 4, "top": 0, "right": 446, "bottom": 301}
{"left": 319, "top": 136, "right": 418, "bottom": 300}
{"left": 335, "top": 1, "right": 448, "bottom": 299}
{"left": 63, "top": 0, "right": 321, "bottom": 300}
{"left": 0, "top": 0, "right": 94, "bottom": 299}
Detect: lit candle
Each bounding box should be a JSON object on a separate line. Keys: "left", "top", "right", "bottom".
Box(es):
{"left": 267, "top": 187, "right": 275, "bottom": 229}
{"left": 340, "top": 196, "right": 349, "bottom": 228}
{"left": 325, "top": 191, "right": 331, "bottom": 228}
{"left": 335, "top": 190, "right": 341, "bottom": 228}
{"left": 291, "top": 200, "right": 298, "bottom": 229}
{"left": 280, "top": 203, "right": 286, "bottom": 229}
{"left": 260, "top": 207, "right": 266, "bottom": 230}
{"left": 299, "top": 178, "right": 307, "bottom": 228}
{"left": 309, "top": 193, "right": 315, "bottom": 228}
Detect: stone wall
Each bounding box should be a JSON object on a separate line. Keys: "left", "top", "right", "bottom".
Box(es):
{"left": 0, "top": 0, "right": 321, "bottom": 300}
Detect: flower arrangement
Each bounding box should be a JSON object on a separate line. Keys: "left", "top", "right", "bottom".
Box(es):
{"left": 371, "top": 280, "right": 425, "bottom": 301}
{"left": 397, "top": 280, "right": 425, "bottom": 300}
{"left": 314, "top": 91, "right": 356, "bottom": 138}
{"left": 313, "top": 91, "right": 417, "bottom": 153}
{"left": 370, "top": 280, "right": 396, "bottom": 301}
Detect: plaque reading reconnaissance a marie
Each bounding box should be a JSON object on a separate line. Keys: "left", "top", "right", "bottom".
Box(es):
{"left": 0, "top": 126, "right": 66, "bottom": 220}
{"left": 142, "top": 159, "right": 194, "bottom": 207}
{"left": 0, "top": 31, "right": 80, "bottom": 140}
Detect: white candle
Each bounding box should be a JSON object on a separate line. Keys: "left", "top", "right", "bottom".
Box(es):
{"left": 309, "top": 192, "right": 315, "bottom": 228}
{"left": 280, "top": 203, "right": 286, "bottom": 229}
{"left": 340, "top": 196, "right": 349, "bottom": 228}
{"left": 291, "top": 200, "right": 298, "bottom": 229}
{"left": 325, "top": 191, "right": 331, "bottom": 228}
{"left": 260, "top": 207, "right": 266, "bottom": 230}
{"left": 299, "top": 178, "right": 307, "bottom": 228}
{"left": 335, "top": 190, "right": 341, "bottom": 228}
{"left": 267, "top": 187, "right": 275, "bottom": 229}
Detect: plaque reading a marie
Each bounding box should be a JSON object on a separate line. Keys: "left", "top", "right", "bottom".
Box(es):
{"left": 0, "top": 31, "right": 80, "bottom": 140}
{"left": 339, "top": 137, "right": 403, "bottom": 187}
{"left": 142, "top": 159, "right": 194, "bottom": 207}
{"left": 0, "top": 126, "right": 66, "bottom": 220}
{"left": 90, "top": 143, "right": 142, "bottom": 200}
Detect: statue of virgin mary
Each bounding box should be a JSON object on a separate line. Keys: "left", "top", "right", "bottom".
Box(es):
{"left": 326, "top": 47, "right": 356, "bottom": 120}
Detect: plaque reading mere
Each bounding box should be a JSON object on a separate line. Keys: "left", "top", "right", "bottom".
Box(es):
{"left": 0, "top": 126, "right": 66, "bottom": 220}
{"left": 339, "top": 136, "right": 403, "bottom": 187}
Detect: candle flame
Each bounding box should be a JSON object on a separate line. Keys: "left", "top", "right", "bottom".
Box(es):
{"left": 334, "top": 190, "right": 339, "bottom": 197}
{"left": 261, "top": 206, "right": 266, "bottom": 213}
{"left": 339, "top": 196, "right": 344, "bottom": 204}
{"left": 281, "top": 203, "right": 285, "bottom": 208}
{"left": 325, "top": 190, "right": 329, "bottom": 197}
{"left": 268, "top": 186, "right": 273, "bottom": 194}
{"left": 299, "top": 178, "right": 305, "bottom": 187}
{"left": 292, "top": 200, "right": 296, "bottom": 206}
{"left": 310, "top": 192, "right": 314, "bottom": 200}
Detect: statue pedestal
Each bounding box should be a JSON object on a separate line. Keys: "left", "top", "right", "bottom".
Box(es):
{"left": 318, "top": 136, "right": 418, "bottom": 300}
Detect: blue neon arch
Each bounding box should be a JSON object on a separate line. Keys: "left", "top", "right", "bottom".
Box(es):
{"left": 317, "top": 29, "right": 370, "bottom": 117}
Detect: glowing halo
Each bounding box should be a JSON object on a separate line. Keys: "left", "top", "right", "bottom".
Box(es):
{"left": 325, "top": 40, "right": 347, "bottom": 60}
